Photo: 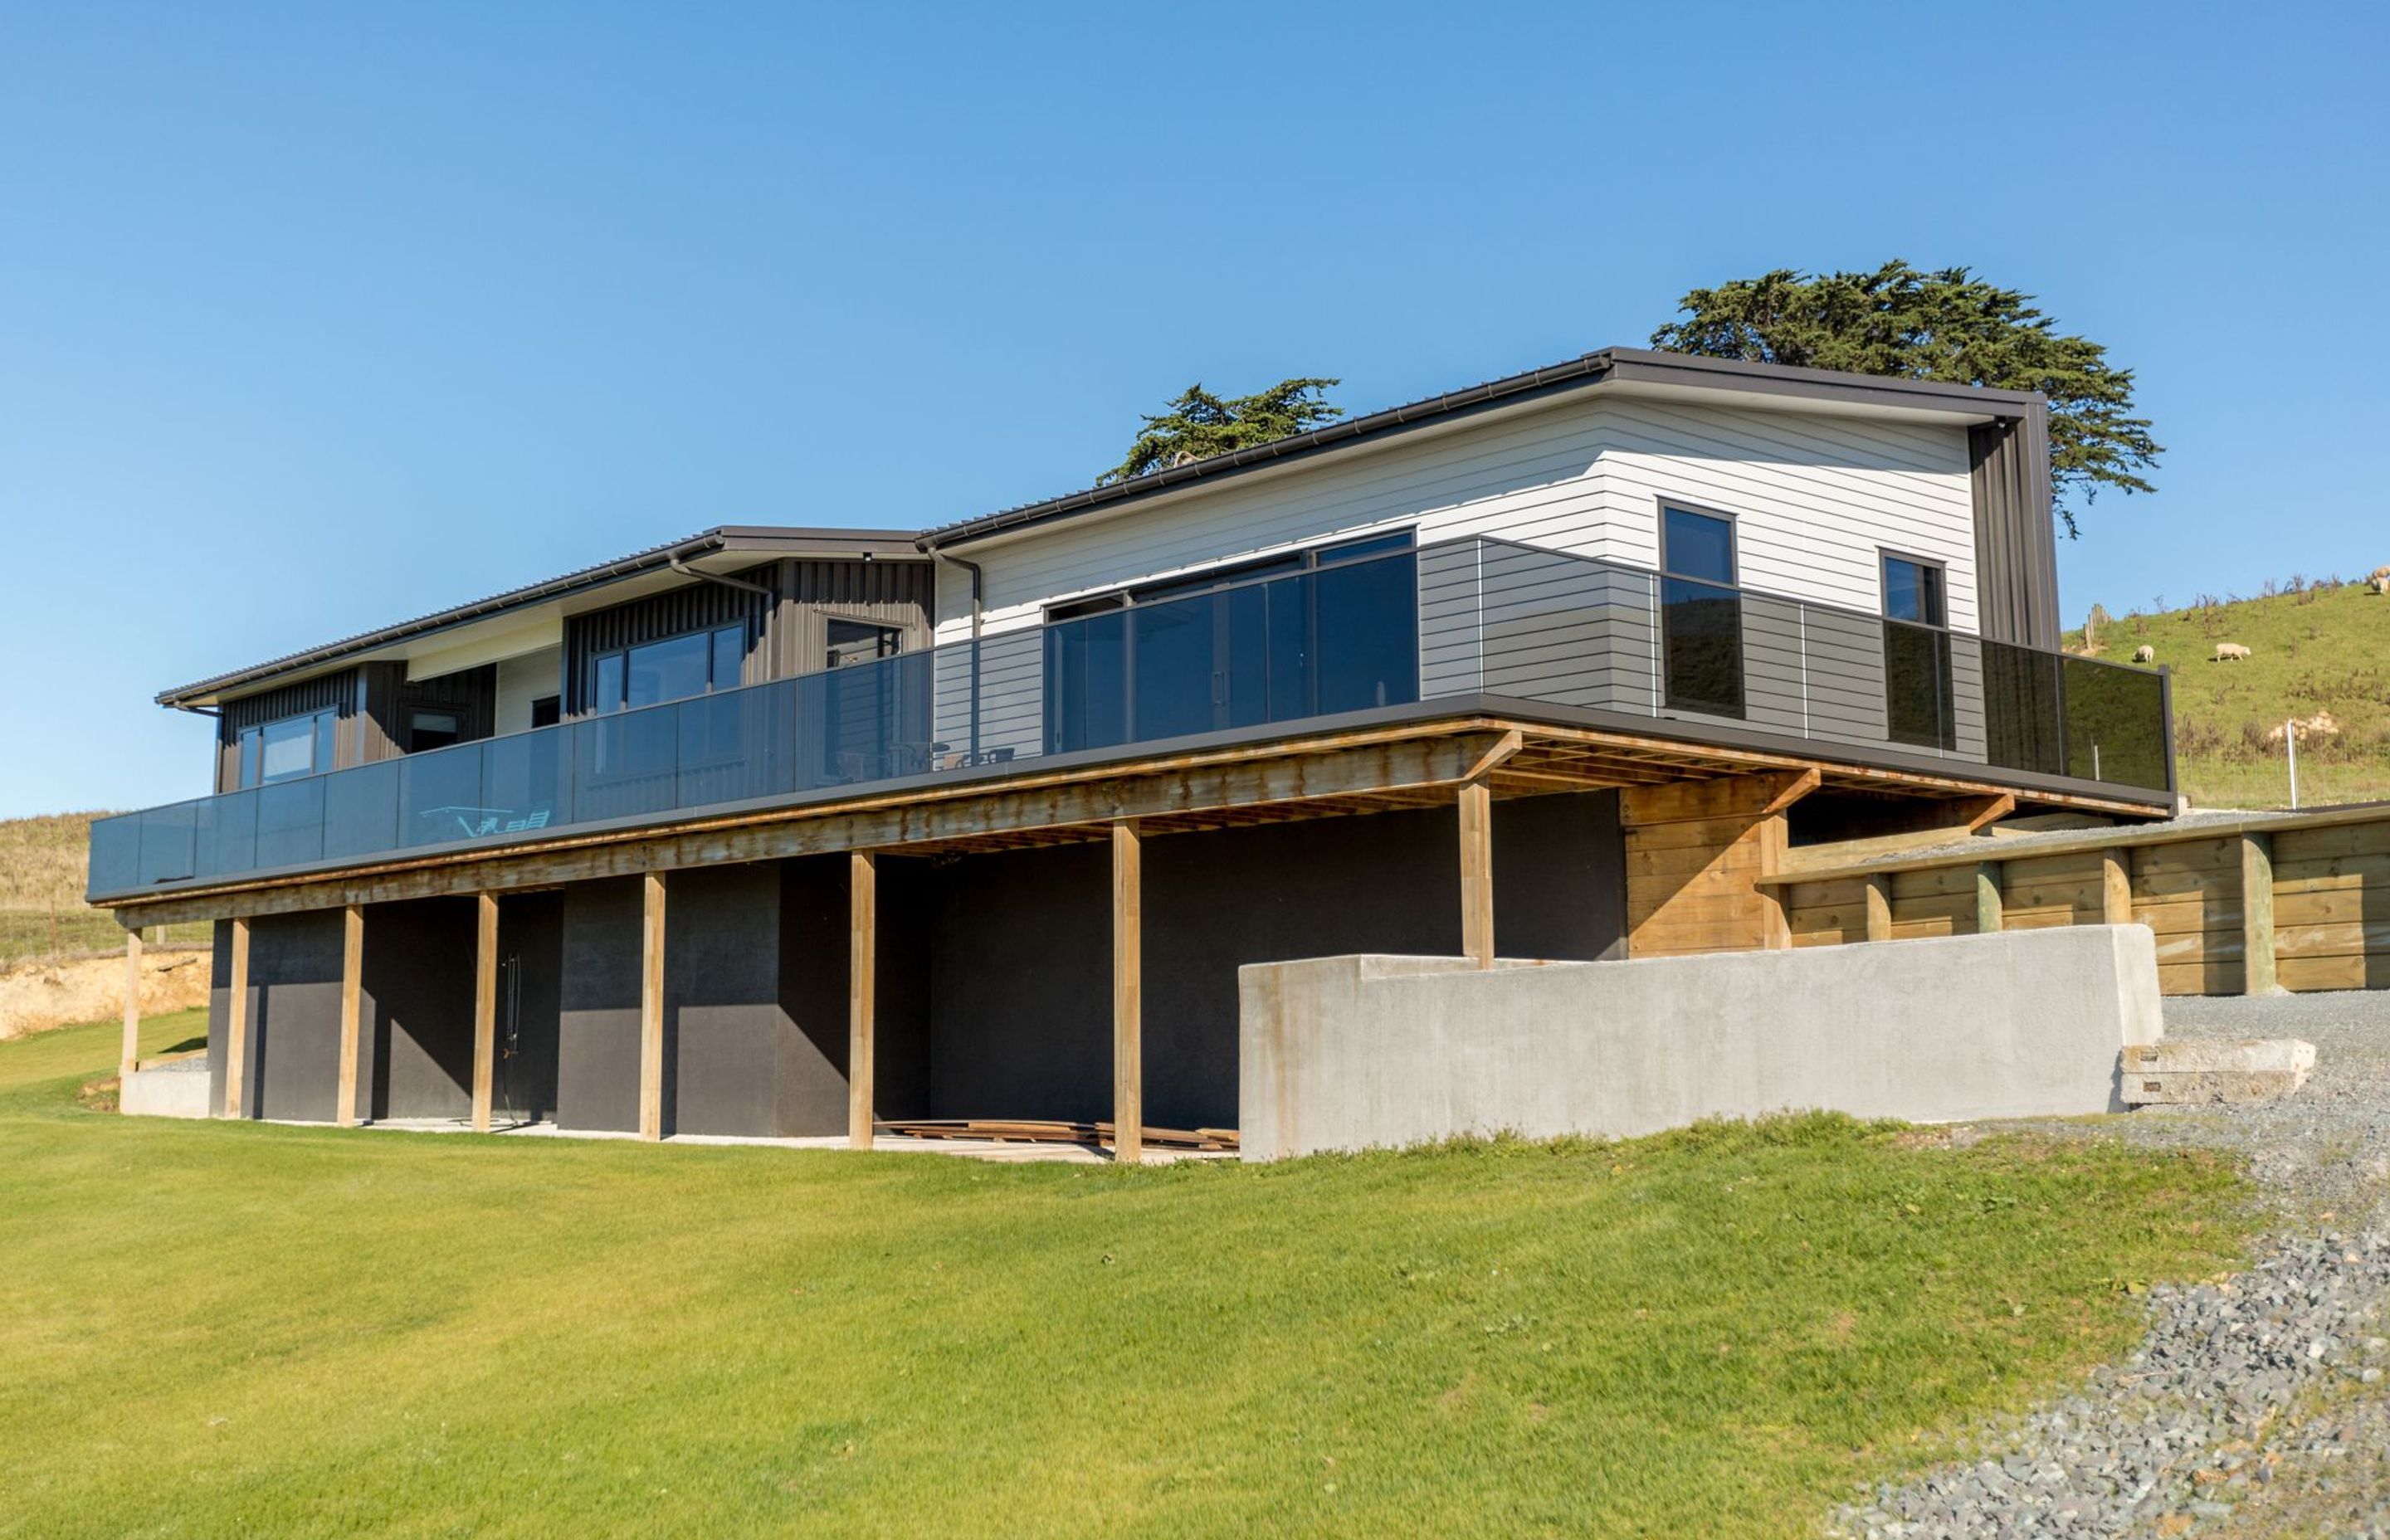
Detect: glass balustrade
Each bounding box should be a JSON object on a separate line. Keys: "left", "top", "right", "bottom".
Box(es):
{"left": 87, "top": 541, "right": 2172, "bottom": 902}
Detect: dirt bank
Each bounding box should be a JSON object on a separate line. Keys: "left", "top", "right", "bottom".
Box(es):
{"left": 0, "top": 949, "right": 210, "bottom": 1040}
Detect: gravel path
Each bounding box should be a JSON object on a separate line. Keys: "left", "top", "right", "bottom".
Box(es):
{"left": 1834, "top": 992, "right": 2390, "bottom": 1539}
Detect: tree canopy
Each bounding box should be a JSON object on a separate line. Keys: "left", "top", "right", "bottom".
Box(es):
{"left": 1648, "top": 261, "right": 2159, "bottom": 535}
{"left": 1101, "top": 378, "right": 1343, "bottom": 485}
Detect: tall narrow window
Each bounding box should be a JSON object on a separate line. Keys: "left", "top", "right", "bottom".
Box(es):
{"left": 1659, "top": 506, "right": 1744, "bottom": 718}
{"left": 1882, "top": 553, "right": 1955, "bottom": 749}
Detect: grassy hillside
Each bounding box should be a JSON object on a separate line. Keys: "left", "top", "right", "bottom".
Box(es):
{"left": 0, "top": 811, "right": 207, "bottom": 967}
{"left": 0, "top": 1011, "right": 2248, "bottom": 1539}
{"left": 2066, "top": 577, "right": 2390, "bottom": 809}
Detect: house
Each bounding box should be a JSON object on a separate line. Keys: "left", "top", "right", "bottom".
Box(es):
{"left": 87, "top": 348, "right": 2176, "bottom": 1156}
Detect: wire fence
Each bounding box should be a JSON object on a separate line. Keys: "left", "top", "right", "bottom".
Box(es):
{"left": 0, "top": 907, "right": 212, "bottom": 970}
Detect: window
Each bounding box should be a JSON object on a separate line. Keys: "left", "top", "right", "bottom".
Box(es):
{"left": 1661, "top": 506, "right": 1735, "bottom": 583}
{"left": 1657, "top": 505, "right": 1744, "bottom": 718}
{"left": 530, "top": 695, "right": 561, "bottom": 729}
{"left": 1881, "top": 552, "right": 1955, "bottom": 749}
{"left": 826, "top": 619, "right": 904, "bottom": 669}
{"left": 1882, "top": 553, "right": 1948, "bottom": 627}
{"left": 408, "top": 709, "right": 462, "bottom": 753}
{"left": 1041, "top": 532, "right": 1419, "bottom": 753}
{"left": 236, "top": 707, "right": 339, "bottom": 788}
{"left": 588, "top": 622, "right": 748, "bottom": 713}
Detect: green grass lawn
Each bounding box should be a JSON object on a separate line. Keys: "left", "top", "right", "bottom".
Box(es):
{"left": 0, "top": 1013, "right": 2250, "bottom": 1538}
{"left": 2068, "top": 578, "right": 2390, "bottom": 808}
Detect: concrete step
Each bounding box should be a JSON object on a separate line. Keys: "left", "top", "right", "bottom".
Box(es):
{"left": 2123, "top": 1038, "right": 2317, "bottom": 1106}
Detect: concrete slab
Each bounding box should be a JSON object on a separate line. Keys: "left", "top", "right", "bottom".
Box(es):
{"left": 2122, "top": 1038, "right": 2317, "bottom": 1104}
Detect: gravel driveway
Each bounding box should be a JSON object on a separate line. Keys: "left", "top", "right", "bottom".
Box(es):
{"left": 1836, "top": 992, "right": 2390, "bottom": 1539}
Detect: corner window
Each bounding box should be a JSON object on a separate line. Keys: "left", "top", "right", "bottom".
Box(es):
{"left": 237, "top": 707, "right": 339, "bottom": 788}
{"left": 590, "top": 622, "right": 749, "bottom": 713}
{"left": 827, "top": 619, "right": 904, "bottom": 669}
{"left": 408, "top": 709, "right": 462, "bottom": 753}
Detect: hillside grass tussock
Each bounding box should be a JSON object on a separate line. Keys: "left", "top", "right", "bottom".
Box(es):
{"left": 2071, "top": 575, "right": 2390, "bottom": 808}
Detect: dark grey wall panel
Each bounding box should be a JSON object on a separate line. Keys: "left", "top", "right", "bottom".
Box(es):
{"left": 928, "top": 843, "right": 1114, "bottom": 1124}
{"left": 665, "top": 863, "right": 788, "bottom": 1138}
{"left": 922, "top": 791, "right": 1627, "bottom": 1132}
{"left": 247, "top": 910, "right": 346, "bottom": 1123}
{"left": 771, "top": 558, "right": 935, "bottom": 678}
{"left": 495, "top": 891, "right": 563, "bottom": 1124}
{"left": 775, "top": 854, "right": 850, "bottom": 1137}
{"left": 205, "top": 911, "right": 346, "bottom": 1121}
{"left": 558, "top": 878, "right": 643, "bottom": 1133}
{"left": 362, "top": 897, "right": 477, "bottom": 1121}
{"left": 1969, "top": 411, "right": 2061, "bottom": 650}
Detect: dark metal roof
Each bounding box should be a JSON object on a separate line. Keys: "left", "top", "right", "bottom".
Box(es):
{"left": 158, "top": 525, "right": 922, "bottom": 708}
{"left": 915, "top": 347, "right": 2045, "bottom": 551}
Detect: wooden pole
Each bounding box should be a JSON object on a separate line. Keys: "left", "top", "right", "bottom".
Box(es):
{"left": 336, "top": 904, "right": 363, "bottom": 1128}
{"left": 1862, "top": 874, "right": 1893, "bottom": 943}
{"left": 2100, "top": 850, "right": 2134, "bottom": 927}
{"left": 1973, "top": 862, "right": 2005, "bottom": 935}
{"left": 2241, "top": 833, "right": 2279, "bottom": 996}
{"left": 120, "top": 929, "right": 143, "bottom": 1079}
{"left": 1112, "top": 821, "right": 1143, "bottom": 1165}
{"left": 1458, "top": 779, "right": 1495, "bottom": 968}
{"left": 1757, "top": 810, "right": 1792, "bottom": 951}
{"left": 223, "top": 917, "right": 251, "bottom": 1119}
{"left": 848, "top": 850, "right": 877, "bottom": 1151}
{"left": 471, "top": 892, "right": 498, "bottom": 1133}
{"left": 639, "top": 869, "right": 667, "bottom": 1141}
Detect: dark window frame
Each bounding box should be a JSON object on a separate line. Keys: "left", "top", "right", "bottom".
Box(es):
{"left": 235, "top": 705, "right": 341, "bottom": 789}
{"left": 825, "top": 617, "right": 905, "bottom": 669}
{"left": 1880, "top": 548, "right": 1950, "bottom": 629}
{"left": 1653, "top": 501, "right": 1746, "bottom": 719}
{"left": 1656, "top": 500, "right": 1740, "bottom": 584}
{"left": 1038, "top": 529, "right": 1418, "bottom": 624}
{"left": 587, "top": 619, "right": 753, "bottom": 714}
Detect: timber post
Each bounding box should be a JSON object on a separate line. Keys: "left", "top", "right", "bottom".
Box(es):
{"left": 848, "top": 850, "right": 877, "bottom": 1151}
{"left": 1112, "top": 821, "right": 1143, "bottom": 1164}
{"left": 471, "top": 892, "right": 498, "bottom": 1133}
{"left": 639, "top": 869, "right": 667, "bottom": 1141}
{"left": 337, "top": 904, "right": 363, "bottom": 1126}
{"left": 120, "top": 929, "right": 143, "bottom": 1080}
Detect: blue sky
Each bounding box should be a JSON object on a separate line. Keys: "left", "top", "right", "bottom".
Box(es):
{"left": 2, "top": 2, "right": 2384, "bottom": 817}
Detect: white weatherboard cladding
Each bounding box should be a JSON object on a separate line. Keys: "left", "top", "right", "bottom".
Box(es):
{"left": 934, "top": 393, "right": 1979, "bottom": 639}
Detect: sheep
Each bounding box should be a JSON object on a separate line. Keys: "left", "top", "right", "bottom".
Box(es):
{"left": 2132, "top": 645, "right": 2156, "bottom": 664}
{"left": 2372, "top": 564, "right": 2390, "bottom": 583}
{"left": 2214, "top": 641, "right": 2252, "bottom": 662}
{"left": 2373, "top": 576, "right": 2390, "bottom": 596}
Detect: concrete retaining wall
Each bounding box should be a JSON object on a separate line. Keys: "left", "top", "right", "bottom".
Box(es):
{"left": 1238, "top": 925, "right": 2163, "bottom": 1160}
{"left": 122, "top": 1061, "right": 210, "bottom": 1119}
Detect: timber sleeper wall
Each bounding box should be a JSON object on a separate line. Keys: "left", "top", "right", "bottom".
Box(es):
{"left": 1774, "top": 809, "right": 2390, "bottom": 996}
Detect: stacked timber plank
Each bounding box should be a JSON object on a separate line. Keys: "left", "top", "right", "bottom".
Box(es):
{"left": 1621, "top": 771, "right": 1813, "bottom": 958}
{"left": 1774, "top": 805, "right": 2390, "bottom": 998}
